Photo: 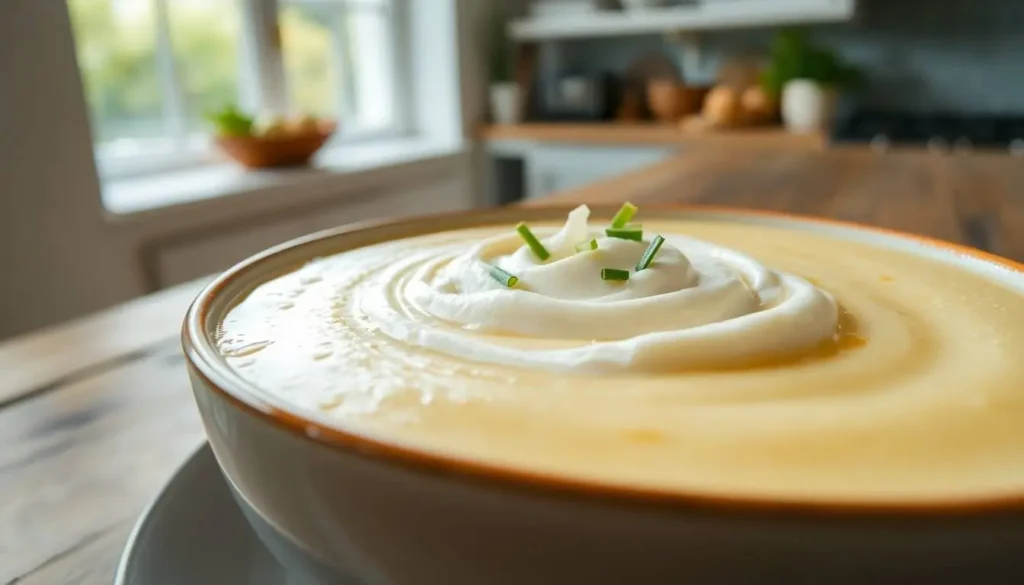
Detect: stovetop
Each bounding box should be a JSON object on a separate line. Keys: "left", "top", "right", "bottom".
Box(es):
{"left": 831, "top": 111, "right": 1024, "bottom": 154}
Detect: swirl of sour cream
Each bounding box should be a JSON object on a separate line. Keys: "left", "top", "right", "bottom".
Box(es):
{"left": 359, "top": 205, "right": 838, "bottom": 372}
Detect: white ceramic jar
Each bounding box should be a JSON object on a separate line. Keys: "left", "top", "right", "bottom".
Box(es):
{"left": 489, "top": 81, "right": 521, "bottom": 125}
{"left": 781, "top": 78, "right": 838, "bottom": 134}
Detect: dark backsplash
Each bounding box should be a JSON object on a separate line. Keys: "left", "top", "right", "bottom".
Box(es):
{"left": 552, "top": 0, "right": 1024, "bottom": 115}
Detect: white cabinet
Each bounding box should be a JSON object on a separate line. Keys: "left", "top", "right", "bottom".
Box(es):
{"left": 524, "top": 145, "right": 673, "bottom": 200}
{"left": 152, "top": 173, "right": 472, "bottom": 288}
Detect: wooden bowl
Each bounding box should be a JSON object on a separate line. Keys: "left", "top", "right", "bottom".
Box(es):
{"left": 646, "top": 79, "right": 710, "bottom": 122}
{"left": 215, "top": 123, "right": 336, "bottom": 169}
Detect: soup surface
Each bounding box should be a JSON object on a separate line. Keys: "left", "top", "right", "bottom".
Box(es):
{"left": 217, "top": 208, "right": 1024, "bottom": 503}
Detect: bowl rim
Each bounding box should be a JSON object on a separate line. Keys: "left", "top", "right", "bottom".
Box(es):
{"left": 182, "top": 203, "right": 1024, "bottom": 517}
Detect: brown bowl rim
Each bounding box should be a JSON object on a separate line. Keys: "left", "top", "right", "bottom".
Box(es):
{"left": 214, "top": 129, "right": 334, "bottom": 146}
{"left": 182, "top": 204, "right": 1024, "bottom": 518}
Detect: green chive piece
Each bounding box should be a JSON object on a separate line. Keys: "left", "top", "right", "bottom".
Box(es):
{"left": 575, "top": 238, "right": 598, "bottom": 253}
{"left": 489, "top": 265, "right": 519, "bottom": 288}
{"left": 635, "top": 234, "right": 666, "bottom": 271}
{"left": 601, "top": 268, "right": 630, "bottom": 281}
{"left": 605, "top": 225, "right": 643, "bottom": 241}
{"left": 610, "top": 202, "right": 638, "bottom": 228}
{"left": 515, "top": 222, "right": 550, "bottom": 261}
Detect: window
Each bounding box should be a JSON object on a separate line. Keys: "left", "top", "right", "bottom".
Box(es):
{"left": 68, "top": 0, "right": 405, "bottom": 179}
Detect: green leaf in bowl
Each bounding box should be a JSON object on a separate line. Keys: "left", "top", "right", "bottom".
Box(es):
{"left": 205, "top": 105, "right": 255, "bottom": 137}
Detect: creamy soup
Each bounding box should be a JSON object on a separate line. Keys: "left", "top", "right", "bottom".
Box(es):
{"left": 217, "top": 206, "right": 1024, "bottom": 503}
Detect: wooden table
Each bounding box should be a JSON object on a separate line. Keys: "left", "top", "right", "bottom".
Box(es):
{"left": 532, "top": 146, "right": 1024, "bottom": 262}
{"left": 3, "top": 145, "right": 1023, "bottom": 584}
{"left": 481, "top": 122, "right": 828, "bottom": 150}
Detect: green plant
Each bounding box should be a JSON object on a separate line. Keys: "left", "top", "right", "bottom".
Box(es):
{"left": 760, "top": 29, "right": 863, "bottom": 98}
{"left": 488, "top": 7, "right": 513, "bottom": 84}
{"left": 205, "top": 104, "right": 254, "bottom": 137}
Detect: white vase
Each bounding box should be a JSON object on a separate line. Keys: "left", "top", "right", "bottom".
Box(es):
{"left": 781, "top": 79, "right": 838, "bottom": 134}
{"left": 489, "top": 82, "right": 521, "bottom": 125}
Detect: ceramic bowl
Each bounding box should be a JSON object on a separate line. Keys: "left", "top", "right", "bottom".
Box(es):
{"left": 182, "top": 206, "right": 1024, "bottom": 585}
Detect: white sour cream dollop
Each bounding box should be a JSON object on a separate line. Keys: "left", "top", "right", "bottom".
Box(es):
{"left": 359, "top": 205, "right": 838, "bottom": 372}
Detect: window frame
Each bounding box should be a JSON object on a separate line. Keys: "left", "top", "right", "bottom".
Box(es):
{"left": 87, "top": 0, "right": 412, "bottom": 181}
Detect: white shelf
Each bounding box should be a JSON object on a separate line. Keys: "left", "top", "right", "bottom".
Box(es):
{"left": 510, "top": 0, "right": 856, "bottom": 40}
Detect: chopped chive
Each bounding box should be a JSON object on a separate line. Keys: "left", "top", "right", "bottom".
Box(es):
{"left": 515, "top": 222, "right": 550, "bottom": 261}
{"left": 575, "top": 238, "right": 598, "bottom": 253}
{"left": 610, "top": 202, "right": 638, "bottom": 228}
{"left": 601, "top": 268, "right": 630, "bottom": 281}
{"left": 605, "top": 225, "right": 643, "bottom": 241}
{"left": 488, "top": 265, "right": 519, "bottom": 288}
{"left": 635, "top": 234, "right": 666, "bottom": 271}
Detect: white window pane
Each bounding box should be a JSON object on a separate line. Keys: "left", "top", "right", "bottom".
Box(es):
{"left": 280, "top": 1, "right": 398, "bottom": 134}
{"left": 70, "top": 0, "right": 249, "bottom": 172}
{"left": 68, "top": 0, "right": 165, "bottom": 144}
{"left": 166, "top": 0, "right": 246, "bottom": 134}
{"left": 348, "top": 9, "right": 397, "bottom": 131}
{"left": 280, "top": 5, "right": 339, "bottom": 117}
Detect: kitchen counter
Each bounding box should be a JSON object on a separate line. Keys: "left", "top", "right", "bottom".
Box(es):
{"left": 483, "top": 123, "right": 829, "bottom": 202}
{"left": 3, "top": 141, "right": 1024, "bottom": 584}
{"left": 528, "top": 145, "right": 1024, "bottom": 262}
{"left": 483, "top": 122, "right": 828, "bottom": 150}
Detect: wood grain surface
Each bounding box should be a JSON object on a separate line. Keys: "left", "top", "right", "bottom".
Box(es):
{"left": 0, "top": 278, "right": 209, "bottom": 408}
{"left": 3, "top": 145, "right": 1023, "bottom": 584}
{"left": 483, "top": 122, "right": 828, "bottom": 150}
{"left": 531, "top": 146, "right": 1024, "bottom": 262}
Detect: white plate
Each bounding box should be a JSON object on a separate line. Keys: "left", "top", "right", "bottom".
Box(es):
{"left": 115, "top": 444, "right": 296, "bottom": 585}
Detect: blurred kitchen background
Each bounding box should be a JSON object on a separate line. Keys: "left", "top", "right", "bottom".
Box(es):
{"left": 1, "top": 0, "right": 1022, "bottom": 340}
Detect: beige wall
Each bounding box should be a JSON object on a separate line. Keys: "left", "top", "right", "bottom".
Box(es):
{"left": 0, "top": 1, "right": 145, "bottom": 339}
{"left": 0, "top": 0, "right": 485, "bottom": 340}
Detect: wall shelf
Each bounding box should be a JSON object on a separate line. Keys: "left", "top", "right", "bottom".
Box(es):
{"left": 510, "top": 0, "right": 856, "bottom": 41}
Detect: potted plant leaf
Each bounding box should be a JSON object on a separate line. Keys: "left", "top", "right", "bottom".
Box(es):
{"left": 488, "top": 7, "right": 519, "bottom": 125}
{"left": 761, "top": 29, "right": 863, "bottom": 134}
